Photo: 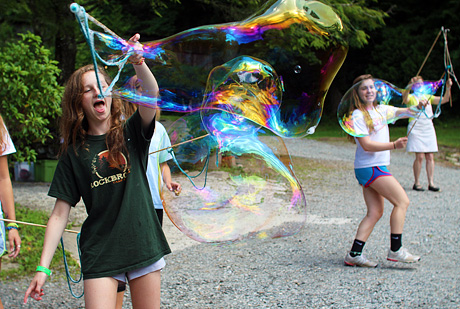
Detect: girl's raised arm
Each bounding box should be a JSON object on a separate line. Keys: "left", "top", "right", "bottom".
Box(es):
{"left": 432, "top": 78, "right": 452, "bottom": 105}
{"left": 128, "top": 33, "right": 158, "bottom": 128}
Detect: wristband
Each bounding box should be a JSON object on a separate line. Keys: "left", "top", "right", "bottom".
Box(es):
{"left": 393, "top": 142, "right": 396, "bottom": 149}
{"left": 6, "top": 223, "right": 19, "bottom": 230}
{"left": 36, "top": 266, "right": 52, "bottom": 276}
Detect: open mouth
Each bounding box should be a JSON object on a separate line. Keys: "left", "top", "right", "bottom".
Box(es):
{"left": 94, "top": 100, "right": 105, "bottom": 113}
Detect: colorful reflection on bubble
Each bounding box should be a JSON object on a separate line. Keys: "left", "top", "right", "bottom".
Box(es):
{"left": 73, "top": 0, "right": 347, "bottom": 243}
{"left": 162, "top": 112, "right": 306, "bottom": 243}
{"left": 202, "top": 55, "right": 283, "bottom": 134}
{"left": 90, "top": 0, "right": 347, "bottom": 138}
{"left": 338, "top": 78, "right": 444, "bottom": 137}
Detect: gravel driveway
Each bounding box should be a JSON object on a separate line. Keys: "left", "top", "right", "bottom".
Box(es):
{"left": 1, "top": 138, "right": 459, "bottom": 308}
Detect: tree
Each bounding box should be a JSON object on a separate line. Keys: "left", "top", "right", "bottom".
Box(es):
{"left": 0, "top": 0, "right": 182, "bottom": 83}
{"left": 364, "top": 0, "right": 459, "bottom": 117}
{"left": 312, "top": 0, "right": 388, "bottom": 117}
{"left": 0, "top": 0, "right": 398, "bottom": 121}
{"left": 366, "top": 0, "right": 459, "bottom": 86}
{"left": 77, "top": 0, "right": 387, "bottom": 122}
{"left": 0, "top": 32, "right": 63, "bottom": 162}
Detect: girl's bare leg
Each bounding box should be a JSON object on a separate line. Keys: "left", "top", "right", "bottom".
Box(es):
{"left": 354, "top": 186, "right": 384, "bottom": 242}
{"left": 129, "top": 270, "right": 161, "bottom": 309}
{"left": 425, "top": 152, "right": 436, "bottom": 187}
{"left": 369, "top": 175, "right": 410, "bottom": 234}
{"left": 84, "top": 277, "right": 118, "bottom": 309}
{"left": 413, "top": 153, "right": 424, "bottom": 186}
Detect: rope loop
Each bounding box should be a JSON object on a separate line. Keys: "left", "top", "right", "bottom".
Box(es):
{"left": 60, "top": 234, "right": 84, "bottom": 298}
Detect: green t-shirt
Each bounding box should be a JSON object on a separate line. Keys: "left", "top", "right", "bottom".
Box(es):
{"left": 49, "top": 111, "right": 171, "bottom": 279}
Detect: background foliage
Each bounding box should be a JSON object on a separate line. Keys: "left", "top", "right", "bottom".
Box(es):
{"left": 0, "top": 32, "right": 62, "bottom": 163}
{"left": 0, "top": 0, "right": 458, "bottom": 161}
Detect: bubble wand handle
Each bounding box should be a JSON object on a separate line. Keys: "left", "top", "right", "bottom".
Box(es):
{"left": 70, "top": 3, "right": 134, "bottom": 98}
{"left": 406, "top": 111, "right": 422, "bottom": 137}
{"left": 70, "top": 3, "right": 106, "bottom": 98}
{"left": 71, "top": 3, "right": 121, "bottom": 40}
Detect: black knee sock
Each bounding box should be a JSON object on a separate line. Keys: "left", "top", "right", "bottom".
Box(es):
{"left": 391, "top": 233, "right": 402, "bottom": 252}
{"left": 350, "top": 239, "right": 365, "bottom": 257}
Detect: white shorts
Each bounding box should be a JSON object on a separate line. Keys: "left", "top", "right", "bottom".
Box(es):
{"left": 112, "top": 257, "right": 165, "bottom": 283}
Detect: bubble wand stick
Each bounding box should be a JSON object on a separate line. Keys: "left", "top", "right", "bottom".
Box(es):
{"left": 408, "top": 26, "right": 455, "bottom": 137}
{"left": 0, "top": 218, "right": 79, "bottom": 234}
{"left": 149, "top": 133, "right": 210, "bottom": 155}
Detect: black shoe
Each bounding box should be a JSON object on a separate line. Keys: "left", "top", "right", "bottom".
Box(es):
{"left": 412, "top": 184, "right": 425, "bottom": 191}
{"left": 428, "top": 185, "right": 440, "bottom": 192}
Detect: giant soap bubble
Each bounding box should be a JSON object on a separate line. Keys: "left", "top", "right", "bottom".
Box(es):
{"left": 159, "top": 56, "right": 306, "bottom": 243}
{"left": 73, "top": 0, "right": 348, "bottom": 138}
{"left": 71, "top": 0, "right": 348, "bottom": 243}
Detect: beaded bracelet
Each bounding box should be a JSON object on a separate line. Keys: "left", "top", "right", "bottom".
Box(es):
{"left": 129, "top": 57, "right": 145, "bottom": 66}
{"left": 36, "top": 266, "right": 52, "bottom": 276}
{"left": 6, "top": 223, "right": 19, "bottom": 231}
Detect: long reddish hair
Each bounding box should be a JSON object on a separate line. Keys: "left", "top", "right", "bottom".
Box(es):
{"left": 59, "top": 65, "right": 127, "bottom": 168}
{"left": 346, "top": 74, "right": 378, "bottom": 142}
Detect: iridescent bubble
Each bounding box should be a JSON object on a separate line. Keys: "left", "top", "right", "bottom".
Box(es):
{"left": 158, "top": 62, "right": 306, "bottom": 243}
{"left": 201, "top": 55, "right": 282, "bottom": 135}
{"left": 72, "top": 0, "right": 347, "bottom": 243}
{"left": 163, "top": 112, "right": 306, "bottom": 243}
{"left": 83, "top": 0, "right": 347, "bottom": 138}
{"left": 337, "top": 78, "right": 443, "bottom": 137}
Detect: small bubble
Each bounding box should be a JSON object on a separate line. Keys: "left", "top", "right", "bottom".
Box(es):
{"left": 294, "top": 65, "right": 302, "bottom": 74}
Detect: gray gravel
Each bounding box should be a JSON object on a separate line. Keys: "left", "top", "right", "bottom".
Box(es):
{"left": 1, "top": 138, "right": 459, "bottom": 308}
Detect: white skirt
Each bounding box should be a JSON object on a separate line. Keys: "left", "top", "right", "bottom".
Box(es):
{"left": 406, "top": 119, "right": 438, "bottom": 153}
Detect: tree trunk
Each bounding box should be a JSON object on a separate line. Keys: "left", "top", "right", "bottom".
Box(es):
{"left": 55, "top": 1, "right": 77, "bottom": 85}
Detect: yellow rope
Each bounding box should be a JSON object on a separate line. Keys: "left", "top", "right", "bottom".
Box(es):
{"left": 0, "top": 218, "right": 80, "bottom": 234}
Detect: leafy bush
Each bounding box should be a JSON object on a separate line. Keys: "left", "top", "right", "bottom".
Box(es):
{"left": 0, "top": 32, "right": 62, "bottom": 163}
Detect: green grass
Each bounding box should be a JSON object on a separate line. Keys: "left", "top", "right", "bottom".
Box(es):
{"left": 160, "top": 113, "right": 460, "bottom": 149}
{"left": 159, "top": 113, "right": 181, "bottom": 124}
{"left": 306, "top": 118, "right": 348, "bottom": 141}
{"left": 431, "top": 119, "right": 460, "bottom": 148}
{"left": 1, "top": 205, "right": 80, "bottom": 280}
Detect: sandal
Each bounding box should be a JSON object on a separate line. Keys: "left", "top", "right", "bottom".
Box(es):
{"left": 428, "top": 185, "right": 440, "bottom": 192}
{"left": 412, "top": 184, "right": 425, "bottom": 191}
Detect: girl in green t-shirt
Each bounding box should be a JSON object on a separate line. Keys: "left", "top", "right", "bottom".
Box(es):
{"left": 24, "top": 33, "right": 170, "bottom": 308}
